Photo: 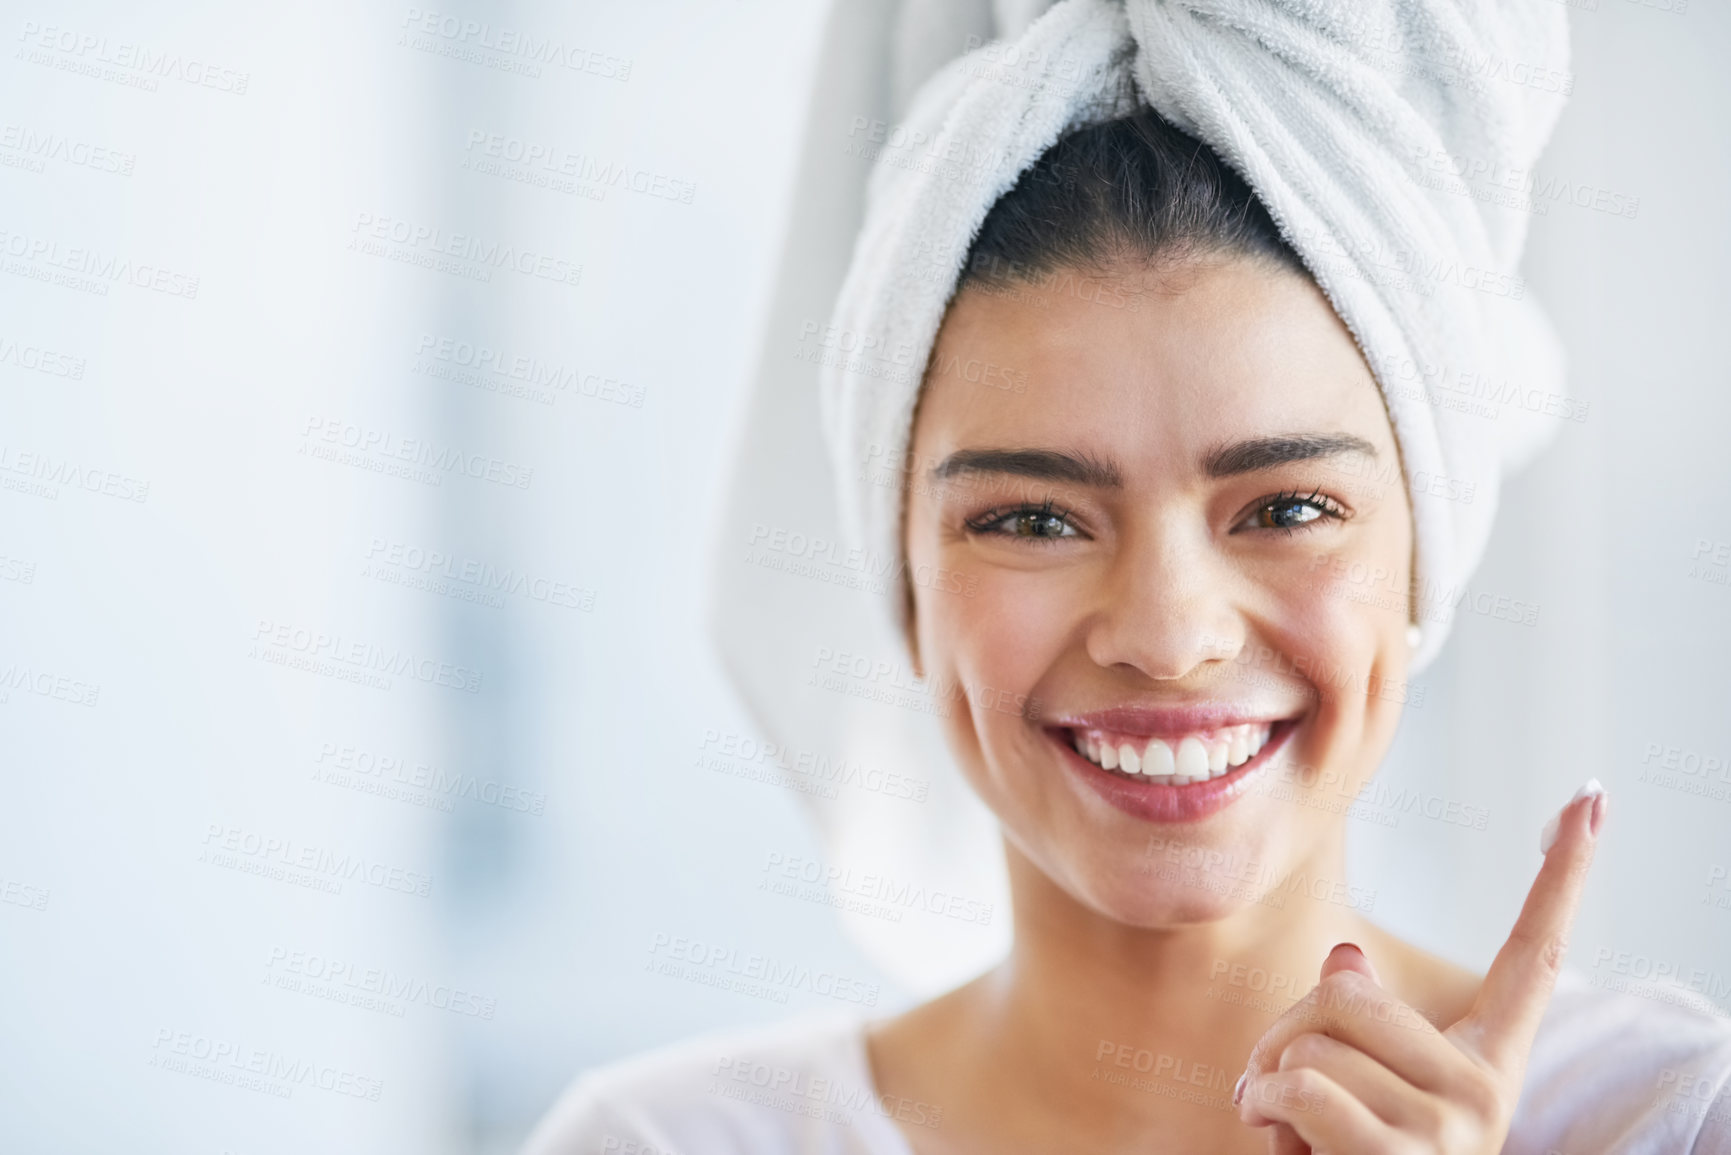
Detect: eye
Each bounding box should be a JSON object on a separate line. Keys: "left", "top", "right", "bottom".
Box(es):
{"left": 964, "top": 501, "right": 1082, "bottom": 541}
{"left": 1239, "top": 488, "right": 1348, "bottom": 534}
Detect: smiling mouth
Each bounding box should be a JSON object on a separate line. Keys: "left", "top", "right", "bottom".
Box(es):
{"left": 1044, "top": 710, "right": 1304, "bottom": 822}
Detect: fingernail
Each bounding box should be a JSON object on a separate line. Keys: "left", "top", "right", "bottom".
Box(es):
{"left": 1539, "top": 778, "right": 1606, "bottom": 854}
{"left": 1590, "top": 789, "right": 1607, "bottom": 837}
{"left": 1233, "top": 1071, "right": 1247, "bottom": 1106}
{"left": 1332, "top": 941, "right": 1382, "bottom": 984}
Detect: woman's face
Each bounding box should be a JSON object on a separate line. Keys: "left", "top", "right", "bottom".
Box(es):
{"left": 903, "top": 256, "right": 1414, "bottom": 926}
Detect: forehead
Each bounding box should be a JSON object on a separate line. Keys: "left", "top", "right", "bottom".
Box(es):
{"left": 914, "top": 258, "right": 1393, "bottom": 470}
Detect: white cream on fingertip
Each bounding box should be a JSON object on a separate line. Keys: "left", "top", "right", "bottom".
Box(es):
{"left": 1539, "top": 778, "right": 1607, "bottom": 855}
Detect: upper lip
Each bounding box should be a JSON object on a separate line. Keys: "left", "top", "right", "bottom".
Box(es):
{"left": 1047, "top": 703, "right": 1304, "bottom": 738}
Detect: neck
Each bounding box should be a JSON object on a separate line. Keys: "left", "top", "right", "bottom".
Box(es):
{"left": 970, "top": 836, "right": 1374, "bottom": 1131}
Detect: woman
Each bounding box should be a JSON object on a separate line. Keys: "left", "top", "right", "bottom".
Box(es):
{"left": 529, "top": 3, "right": 1731, "bottom": 1152}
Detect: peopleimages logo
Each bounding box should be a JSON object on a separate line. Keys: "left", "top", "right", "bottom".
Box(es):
{"left": 710, "top": 1056, "right": 945, "bottom": 1130}
{"left": 0, "top": 660, "right": 100, "bottom": 706}
{"left": 300, "top": 416, "right": 535, "bottom": 490}
{"left": 462, "top": 130, "right": 696, "bottom": 204}
{"left": 746, "top": 523, "right": 978, "bottom": 599}
{"left": 809, "top": 647, "right": 1038, "bottom": 718}
{"left": 760, "top": 851, "right": 995, "bottom": 926}
{"left": 0, "top": 333, "right": 86, "bottom": 378}
{"left": 0, "top": 122, "right": 135, "bottom": 175}
{"left": 398, "top": 8, "right": 632, "bottom": 81}
{"left": 201, "top": 823, "right": 434, "bottom": 898}
{"left": 414, "top": 334, "right": 645, "bottom": 408}
{"left": 15, "top": 22, "right": 252, "bottom": 94}
{"left": 0, "top": 225, "right": 199, "bottom": 298}
{"left": 364, "top": 537, "right": 595, "bottom": 612}
{"left": 249, "top": 618, "right": 483, "bottom": 694}
{"left": 348, "top": 212, "right": 582, "bottom": 288}
{"left": 646, "top": 933, "right": 880, "bottom": 1008}
{"left": 313, "top": 740, "right": 547, "bottom": 815}
{"left": 696, "top": 728, "right": 931, "bottom": 804}
{"left": 148, "top": 1028, "right": 381, "bottom": 1101}
{"left": 0, "top": 444, "right": 149, "bottom": 502}
{"left": 264, "top": 946, "right": 497, "bottom": 1019}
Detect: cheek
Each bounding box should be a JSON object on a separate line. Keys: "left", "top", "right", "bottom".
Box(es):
{"left": 909, "top": 535, "right": 1084, "bottom": 795}
{"left": 918, "top": 554, "right": 1079, "bottom": 696}
{"left": 1276, "top": 567, "right": 1384, "bottom": 669}
{"left": 1258, "top": 549, "right": 1410, "bottom": 776}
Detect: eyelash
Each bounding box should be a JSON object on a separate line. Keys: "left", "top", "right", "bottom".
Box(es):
{"left": 960, "top": 489, "right": 1350, "bottom": 541}
{"left": 1247, "top": 488, "right": 1349, "bottom": 535}
{"left": 963, "top": 499, "right": 1081, "bottom": 542}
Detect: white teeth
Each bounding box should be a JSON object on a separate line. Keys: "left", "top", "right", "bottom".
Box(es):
{"left": 1071, "top": 721, "right": 1280, "bottom": 781}
{"left": 1228, "top": 726, "right": 1250, "bottom": 766}
{"left": 1175, "top": 737, "right": 1209, "bottom": 782}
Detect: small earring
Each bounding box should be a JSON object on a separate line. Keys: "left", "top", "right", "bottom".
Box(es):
{"left": 1406, "top": 624, "right": 1423, "bottom": 649}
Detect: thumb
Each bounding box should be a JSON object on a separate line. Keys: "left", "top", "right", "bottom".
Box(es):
{"left": 1270, "top": 1122, "right": 1309, "bottom": 1155}
{"left": 1319, "top": 941, "right": 1382, "bottom": 986}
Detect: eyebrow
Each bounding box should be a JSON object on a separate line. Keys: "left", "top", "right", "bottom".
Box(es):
{"left": 1201, "top": 434, "right": 1379, "bottom": 478}
{"left": 932, "top": 448, "right": 1122, "bottom": 488}
{"left": 931, "top": 434, "right": 1377, "bottom": 489}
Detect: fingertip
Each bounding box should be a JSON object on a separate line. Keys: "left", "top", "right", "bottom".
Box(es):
{"left": 1236, "top": 1083, "right": 1275, "bottom": 1129}
{"left": 1540, "top": 780, "right": 1607, "bottom": 856}
{"left": 1319, "top": 940, "right": 1381, "bottom": 985}
{"left": 1234, "top": 1072, "right": 1261, "bottom": 1126}
{"left": 1324, "top": 941, "right": 1361, "bottom": 969}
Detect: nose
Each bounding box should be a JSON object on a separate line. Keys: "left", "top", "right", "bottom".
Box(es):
{"left": 1082, "top": 521, "right": 1246, "bottom": 682}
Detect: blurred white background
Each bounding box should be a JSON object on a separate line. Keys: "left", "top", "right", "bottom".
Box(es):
{"left": 1, "top": 2, "right": 1727, "bottom": 1152}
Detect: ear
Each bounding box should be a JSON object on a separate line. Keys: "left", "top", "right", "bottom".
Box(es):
{"left": 901, "top": 570, "right": 924, "bottom": 679}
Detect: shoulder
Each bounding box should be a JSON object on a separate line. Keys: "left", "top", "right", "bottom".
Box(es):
{"left": 1505, "top": 969, "right": 1731, "bottom": 1154}
{"left": 521, "top": 1013, "right": 915, "bottom": 1155}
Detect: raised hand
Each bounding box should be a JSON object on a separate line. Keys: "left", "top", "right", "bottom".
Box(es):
{"left": 1234, "top": 781, "right": 1607, "bottom": 1154}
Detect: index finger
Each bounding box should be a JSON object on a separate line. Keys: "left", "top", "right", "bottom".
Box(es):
{"left": 1451, "top": 780, "right": 1605, "bottom": 1072}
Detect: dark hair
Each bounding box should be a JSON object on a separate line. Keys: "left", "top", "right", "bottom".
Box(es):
{"left": 959, "top": 106, "right": 1307, "bottom": 290}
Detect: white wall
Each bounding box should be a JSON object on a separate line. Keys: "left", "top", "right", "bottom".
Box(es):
{"left": 0, "top": 2, "right": 844, "bottom": 1151}
{"left": 2, "top": 2, "right": 1726, "bottom": 1152}
{"left": 1350, "top": 0, "right": 1731, "bottom": 1003}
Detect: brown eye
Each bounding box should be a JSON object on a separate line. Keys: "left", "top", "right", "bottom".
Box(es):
{"left": 1013, "top": 511, "right": 1074, "bottom": 538}
{"left": 1235, "top": 489, "right": 1348, "bottom": 534}
{"left": 1258, "top": 499, "right": 1325, "bottom": 530}
{"left": 964, "top": 504, "right": 1082, "bottom": 541}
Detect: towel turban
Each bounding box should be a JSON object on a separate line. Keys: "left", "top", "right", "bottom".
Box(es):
{"left": 712, "top": 0, "right": 1571, "bottom": 994}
